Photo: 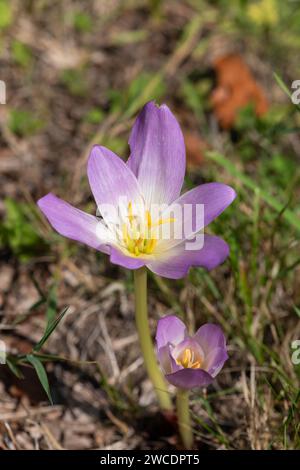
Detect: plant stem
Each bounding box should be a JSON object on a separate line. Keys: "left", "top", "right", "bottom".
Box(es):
{"left": 134, "top": 266, "right": 172, "bottom": 411}
{"left": 176, "top": 389, "right": 194, "bottom": 449}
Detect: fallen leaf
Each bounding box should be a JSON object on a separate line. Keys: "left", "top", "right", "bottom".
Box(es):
{"left": 211, "top": 54, "right": 268, "bottom": 129}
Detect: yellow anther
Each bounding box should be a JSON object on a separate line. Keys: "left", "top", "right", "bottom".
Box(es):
{"left": 145, "top": 238, "right": 157, "bottom": 254}
{"left": 191, "top": 360, "right": 202, "bottom": 369}
{"left": 128, "top": 201, "right": 134, "bottom": 224}
{"left": 122, "top": 224, "right": 128, "bottom": 244}
{"left": 183, "top": 348, "right": 192, "bottom": 367}
{"left": 121, "top": 202, "right": 171, "bottom": 257}
{"left": 176, "top": 348, "right": 202, "bottom": 369}
{"left": 146, "top": 210, "right": 152, "bottom": 227}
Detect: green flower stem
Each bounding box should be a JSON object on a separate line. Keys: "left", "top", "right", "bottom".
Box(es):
{"left": 134, "top": 266, "right": 172, "bottom": 411}
{"left": 176, "top": 389, "right": 194, "bottom": 449}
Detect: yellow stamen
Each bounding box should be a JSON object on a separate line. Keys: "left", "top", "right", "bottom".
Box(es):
{"left": 145, "top": 238, "right": 157, "bottom": 254}
{"left": 128, "top": 201, "right": 134, "bottom": 224}
{"left": 146, "top": 210, "right": 152, "bottom": 227}
{"left": 137, "top": 238, "right": 144, "bottom": 250}
{"left": 122, "top": 224, "right": 128, "bottom": 244}
{"left": 176, "top": 348, "right": 202, "bottom": 369}
{"left": 120, "top": 202, "right": 175, "bottom": 257}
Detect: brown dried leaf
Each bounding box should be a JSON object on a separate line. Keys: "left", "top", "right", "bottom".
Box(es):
{"left": 211, "top": 54, "right": 268, "bottom": 129}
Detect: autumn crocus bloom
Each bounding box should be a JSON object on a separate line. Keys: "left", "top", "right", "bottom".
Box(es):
{"left": 38, "top": 101, "right": 236, "bottom": 279}
{"left": 156, "top": 315, "right": 228, "bottom": 389}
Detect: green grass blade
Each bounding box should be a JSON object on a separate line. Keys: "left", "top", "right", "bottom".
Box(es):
{"left": 206, "top": 151, "right": 300, "bottom": 232}
{"left": 34, "top": 306, "right": 68, "bottom": 352}
{"left": 26, "top": 354, "right": 53, "bottom": 404}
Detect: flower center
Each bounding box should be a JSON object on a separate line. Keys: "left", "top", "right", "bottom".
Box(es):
{"left": 175, "top": 347, "right": 202, "bottom": 369}
{"left": 121, "top": 202, "right": 175, "bottom": 257}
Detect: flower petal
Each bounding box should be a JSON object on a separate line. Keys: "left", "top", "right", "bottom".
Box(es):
{"left": 158, "top": 182, "right": 236, "bottom": 251}
{"left": 37, "top": 193, "right": 110, "bottom": 253}
{"left": 194, "top": 324, "right": 227, "bottom": 355}
{"left": 127, "top": 101, "right": 185, "bottom": 206}
{"left": 157, "top": 345, "right": 172, "bottom": 375}
{"left": 203, "top": 347, "right": 228, "bottom": 378}
{"left": 87, "top": 145, "right": 144, "bottom": 224}
{"left": 147, "top": 235, "right": 229, "bottom": 279}
{"left": 156, "top": 315, "right": 187, "bottom": 351}
{"left": 109, "top": 246, "right": 145, "bottom": 270}
{"left": 157, "top": 344, "right": 180, "bottom": 375}
{"left": 166, "top": 368, "right": 213, "bottom": 389}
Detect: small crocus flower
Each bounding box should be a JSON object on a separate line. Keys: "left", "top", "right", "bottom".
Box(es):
{"left": 156, "top": 315, "right": 228, "bottom": 389}
{"left": 38, "top": 101, "right": 236, "bottom": 279}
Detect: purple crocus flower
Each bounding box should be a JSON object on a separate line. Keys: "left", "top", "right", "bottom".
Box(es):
{"left": 156, "top": 315, "right": 228, "bottom": 389}
{"left": 38, "top": 101, "right": 236, "bottom": 279}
